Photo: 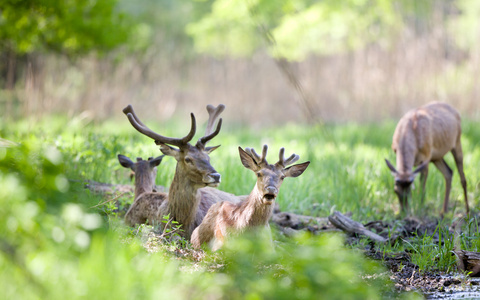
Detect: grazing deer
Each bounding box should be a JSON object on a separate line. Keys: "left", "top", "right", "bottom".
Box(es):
{"left": 385, "top": 102, "right": 469, "bottom": 215}
{"left": 123, "top": 104, "right": 228, "bottom": 238}
{"left": 191, "top": 145, "right": 310, "bottom": 251}
{"left": 117, "top": 154, "right": 167, "bottom": 226}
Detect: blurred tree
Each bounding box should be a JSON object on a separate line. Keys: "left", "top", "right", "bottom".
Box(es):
{"left": 186, "top": 0, "right": 435, "bottom": 60}
{"left": 0, "top": 0, "right": 137, "bottom": 89}
{"left": 186, "top": 0, "right": 436, "bottom": 123}
{"left": 448, "top": 0, "right": 480, "bottom": 52}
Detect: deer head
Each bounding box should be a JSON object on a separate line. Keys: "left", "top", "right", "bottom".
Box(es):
{"left": 118, "top": 154, "right": 164, "bottom": 197}
{"left": 385, "top": 159, "right": 428, "bottom": 210}
{"left": 239, "top": 145, "right": 310, "bottom": 205}
{"left": 123, "top": 104, "right": 224, "bottom": 187}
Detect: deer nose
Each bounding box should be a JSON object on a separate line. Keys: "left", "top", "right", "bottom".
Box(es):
{"left": 264, "top": 186, "right": 278, "bottom": 197}
{"left": 205, "top": 172, "right": 221, "bottom": 184}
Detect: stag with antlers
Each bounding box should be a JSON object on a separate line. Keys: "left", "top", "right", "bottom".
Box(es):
{"left": 123, "top": 104, "right": 229, "bottom": 238}
{"left": 191, "top": 145, "right": 310, "bottom": 251}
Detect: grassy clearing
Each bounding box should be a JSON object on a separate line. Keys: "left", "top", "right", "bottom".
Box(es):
{"left": 40, "top": 116, "right": 479, "bottom": 220}
{"left": 1, "top": 115, "right": 479, "bottom": 298}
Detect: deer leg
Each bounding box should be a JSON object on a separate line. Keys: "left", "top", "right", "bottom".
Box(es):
{"left": 452, "top": 145, "right": 469, "bottom": 214}
{"left": 432, "top": 159, "right": 453, "bottom": 215}
{"left": 419, "top": 163, "right": 429, "bottom": 205}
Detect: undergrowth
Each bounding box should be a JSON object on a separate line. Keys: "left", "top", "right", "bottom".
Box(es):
{"left": 1, "top": 115, "right": 479, "bottom": 298}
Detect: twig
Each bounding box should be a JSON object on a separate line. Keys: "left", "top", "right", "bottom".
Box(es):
{"left": 328, "top": 211, "right": 388, "bottom": 243}
{"left": 90, "top": 192, "right": 129, "bottom": 208}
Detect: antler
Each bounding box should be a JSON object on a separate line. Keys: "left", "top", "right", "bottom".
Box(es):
{"left": 275, "top": 147, "right": 299, "bottom": 169}
{"left": 245, "top": 144, "right": 269, "bottom": 166}
{"left": 123, "top": 104, "right": 196, "bottom": 147}
{"left": 205, "top": 104, "right": 225, "bottom": 136}
{"left": 196, "top": 104, "right": 224, "bottom": 148}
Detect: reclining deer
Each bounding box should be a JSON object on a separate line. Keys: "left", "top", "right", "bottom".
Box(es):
{"left": 385, "top": 102, "right": 469, "bottom": 215}
{"left": 123, "top": 104, "right": 240, "bottom": 238}
{"left": 117, "top": 155, "right": 166, "bottom": 225}
{"left": 191, "top": 145, "right": 310, "bottom": 251}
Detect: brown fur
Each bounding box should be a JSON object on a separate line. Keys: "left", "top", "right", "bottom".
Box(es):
{"left": 191, "top": 145, "right": 310, "bottom": 250}
{"left": 385, "top": 102, "right": 469, "bottom": 215}
{"left": 117, "top": 155, "right": 168, "bottom": 226}
{"left": 119, "top": 153, "right": 241, "bottom": 228}
{"left": 123, "top": 104, "right": 235, "bottom": 238}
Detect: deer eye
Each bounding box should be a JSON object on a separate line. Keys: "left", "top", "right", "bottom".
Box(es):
{"left": 185, "top": 157, "right": 193, "bottom": 164}
{"left": 256, "top": 172, "right": 262, "bottom": 178}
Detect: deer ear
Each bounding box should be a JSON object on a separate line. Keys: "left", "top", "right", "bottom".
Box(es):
{"left": 205, "top": 145, "right": 220, "bottom": 154}
{"left": 149, "top": 155, "right": 164, "bottom": 168}
{"left": 159, "top": 143, "right": 180, "bottom": 160}
{"left": 118, "top": 154, "right": 134, "bottom": 170}
{"left": 284, "top": 161, "right": 310, "bottom": 178}
{"left": 239, "top": 147, "right": 258, "bottom": 171}
{"left": 413, "top": 161, "right": 428, "bottom": 175}
{"left": 385, "top": 159, "right": 398, "bottom": 175}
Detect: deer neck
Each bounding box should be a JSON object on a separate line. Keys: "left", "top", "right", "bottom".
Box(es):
{"left": 134, "top": 171, "right": 154, "bottom": 200}
{"left": 234, "top": 183, "right": 274, "bottom": 228}
{"left": 396, "top": 121, "right": 418, "bottom": 174}
{"left": 167, "top": 164, "right": 201, "bottom": 229}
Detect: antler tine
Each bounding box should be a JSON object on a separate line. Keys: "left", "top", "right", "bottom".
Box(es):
{"left": 284, "top": 153, "right": 299, "bottom": 165}
{"left": 123, "top": 104, "right": 147, "bottom": 128}
{"left": 205, "top": 104, "right": 225, "bottom": 136}
{"left": 276, "top": 147, "right": 299, "bottom": 168}
{"left": 123, "top": 105, "right": 196, "bottom": 147}
{"left": 261, "top": 144, "right": 268, "bottom": 165}
{"left": 198, "top": 118, "right": 223, "bottom": 147}
{"left": 245, "top": 147, "right": 261, "bottom": 164}
{"left": 245, "top": 145, "right": 269, "bottom": 165}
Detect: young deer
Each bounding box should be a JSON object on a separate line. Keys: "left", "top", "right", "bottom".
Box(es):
{"left": 385, "top": 102, "right": 469, "bottom": 215}
{"left": 123, "top": 104, "right": 227, "bottom": 238}
{"left": 117, "top": 154, "right": 167, "bottom": 226}
{"left": 191, "top": 145, "right": 310, "bottom": 251}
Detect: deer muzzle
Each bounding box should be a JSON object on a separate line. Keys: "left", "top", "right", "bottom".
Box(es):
{"left": 263, "top": 186, "right": 278, "bottom": 204}
{"left": 203, "top": 172, "right": 221, "bottom": 187}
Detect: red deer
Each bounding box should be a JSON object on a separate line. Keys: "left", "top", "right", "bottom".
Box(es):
{"left": 117, "top": 152, "right": 241, "bottom": 227}
{"left": 385, "top": 102, "right": 469, "bottom": 215}
{"left": 117, "top": 155, "right": 167, "bottom": 226}
{"left": 123, "top": 104, "right": 231, "bottom": 238}
{"left": 191, "top": 145, "right": 310, "bottom": 250}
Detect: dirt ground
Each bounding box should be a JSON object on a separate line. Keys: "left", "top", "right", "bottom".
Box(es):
{"left": 90, "top": 184, "right": 480, "bottom": 298}
{"left": 274, "top": 211, "right": 480, "bottom": 299}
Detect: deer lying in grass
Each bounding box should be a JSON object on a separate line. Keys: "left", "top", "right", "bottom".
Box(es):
{"left": 191, "top": 145, "right": 310, "bottom": 251}
{"left": 117, "top": 152, "right": 242, "bottom": 227}
{"left": 117, "top": 154, "right": 167, "bottom": 226}
{"left": 123, "top": 104, "right": 234, "bottom": 238}
{"left": 385, "top": 102, "right": 469, "bottom": 215}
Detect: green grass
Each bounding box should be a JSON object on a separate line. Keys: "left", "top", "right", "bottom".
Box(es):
{"left": 1, "top": 115, "right": 479, "bottom": 298}
{"left": 31, "top": 116, "right": 477, "bottom": 221}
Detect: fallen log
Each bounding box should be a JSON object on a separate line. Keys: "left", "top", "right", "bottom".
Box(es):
{"left": 272, "top": 212, "right": 332, "bottom": 231}
{"left": 328, "top": 211, "right": 388, "bottom": 243}
{"left": 453, "top": 250, "right": 480, "bottom": 277}
{"left": 79, "top": 179, "right": 166, "bottom": 195}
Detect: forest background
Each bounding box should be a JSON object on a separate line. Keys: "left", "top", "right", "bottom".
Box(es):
{"left": 2, "top": 0, "right": 479, "bottom": 125}
{"left": 2, "top": 1, "right": 480, "bottom": 298}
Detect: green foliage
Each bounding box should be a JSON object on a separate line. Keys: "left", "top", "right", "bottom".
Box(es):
{"left": 216, "top": 231, "right": 403, "bottom": 299}
{"left": 404, "top": 227, "right": 456, "bottom": 273}
{"left": 448, "top": 0, "right": 480, "bottom": 51}
{"left": 1, "top": 116, "right": 479, "bottom": 298}
{"left": 186, "top": 0, "right": 434, "bottom": 60}
{"left": 0, "top": 0, "right": 137, "bottom": 55}
{"left": 0, "top": 137, "right": 105, "bottom": 298}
